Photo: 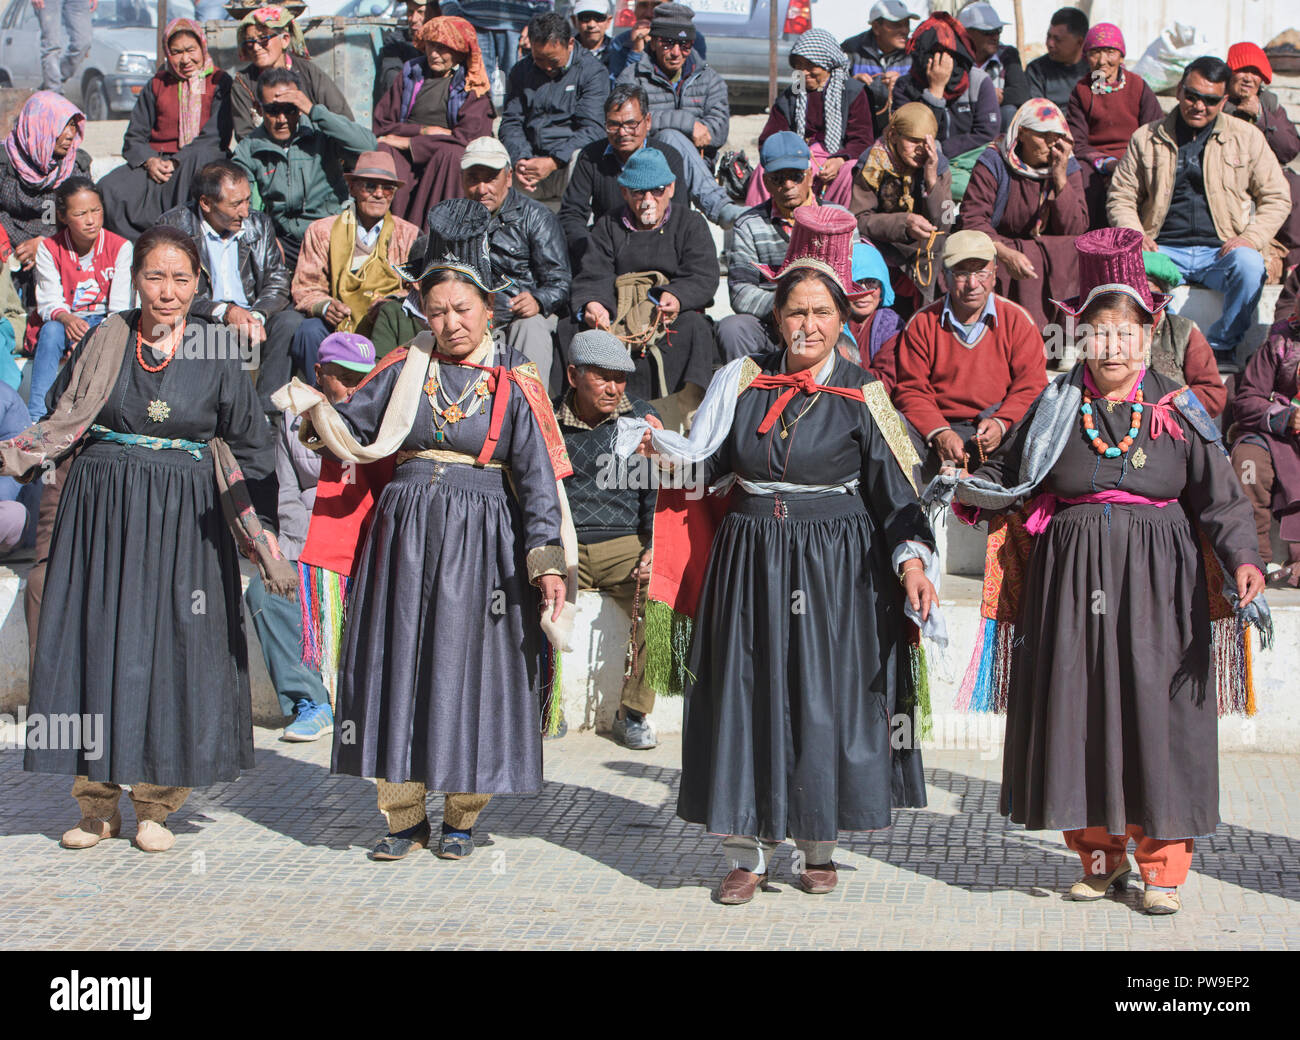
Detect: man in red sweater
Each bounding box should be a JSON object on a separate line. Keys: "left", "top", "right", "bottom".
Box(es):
{"left": 893, "top": 229, "right": 1048, "bottom": 476}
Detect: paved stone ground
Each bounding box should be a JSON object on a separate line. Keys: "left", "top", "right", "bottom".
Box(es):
{"left": 0, "top": 730, "right": 1296, "bottom": 950}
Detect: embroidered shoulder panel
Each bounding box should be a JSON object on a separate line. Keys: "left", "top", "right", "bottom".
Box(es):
{"left": 737, "top": 356, "right": 761, "bottom": 395}
{"left": 863, "top": 380, "right": 920, "bottom": 494}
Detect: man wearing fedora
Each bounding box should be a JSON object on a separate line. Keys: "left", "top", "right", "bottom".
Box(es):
{"left": 159, "top": 160, "right": 301, "bottom": 415}
{"left": 567, "top": 147, "right": 715, "bottom": 431}
{"left": 892, "top": 229, "right": 1047, "bottom": 480}
{"left": 556, "top": 329, "right": 662, "bottom": 749}
{"left": 460, "top": 136, "right": 572, "bottom": 391}
{"left": 288, "top": 151, "right": 420, "bottom": 387}
{"left": 718, "top": 132, "right": 857, "bottom": 362}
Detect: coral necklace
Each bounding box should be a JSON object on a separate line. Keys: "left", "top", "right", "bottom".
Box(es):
{"left": 1081, "top": 383, "right": 1143, "bottom": 458}
{"left": 136, "top": 322, "right": 184, "bottom": 373}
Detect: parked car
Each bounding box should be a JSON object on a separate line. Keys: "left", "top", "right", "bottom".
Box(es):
{"left": 0, "top": 0, "right": 202, "bottom": 120}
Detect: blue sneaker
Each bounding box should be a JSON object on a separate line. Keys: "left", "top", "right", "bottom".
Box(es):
{"left": 282, "top": 700, "right": 334, "bottom": 742}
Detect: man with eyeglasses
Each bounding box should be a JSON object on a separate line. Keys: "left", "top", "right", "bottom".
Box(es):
{"left": 566, "top": 147, "right": 714, "bottom": 430}
{"left": 232, "top": 67, "right": 378, "bottom": 271}
{"left": 159, "top": 161, "right": 302, "bottom": 415}
{"left": 717, "top": 132, "right": 857, "bottom": 362}
{"left": 559, "top": 83, "right": 743, "bottom": 268}
{"left": 616, "top": 3, "right": 728, "bottom": 160}
{"left": 500, "top": 10, "right": 610, "bottom": 209}
{"left": 892, "top": 229, "right": 1047, "bottom": 480}
{"left": 288, "top": 151, "right": 420, "bottom": 391}
{"left": 569, "top": 0, "right": 614, "bottom": 72}
{"left": 1108, "top": 55, "right": 1290, "bottom": 373}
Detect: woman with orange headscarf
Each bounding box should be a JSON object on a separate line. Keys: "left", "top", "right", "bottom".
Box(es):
{"left": 100, "top": 18, "right": 232, "bottom": 239}
{"left": 373, "top": 15, "right": 495, "bottom": 226}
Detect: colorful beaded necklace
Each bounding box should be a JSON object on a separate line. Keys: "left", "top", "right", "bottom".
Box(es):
{"left": 1081, "top": 382, "right": 1143, "bottom": 458}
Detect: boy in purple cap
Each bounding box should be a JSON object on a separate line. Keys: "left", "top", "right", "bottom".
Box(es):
{"left": 245, "top": 331, "right": 377, "bottom": 742}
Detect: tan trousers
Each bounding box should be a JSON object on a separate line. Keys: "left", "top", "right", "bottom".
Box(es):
{"left": 375, "top": 782, "right": 491, "bottom": 834}
{"left": 72, "top": 776, "right": 191, "bottom": 824}
{"left": 576, "top": 534, "right": 655, "bottom": 717}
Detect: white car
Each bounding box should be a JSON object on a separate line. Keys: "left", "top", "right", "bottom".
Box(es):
{"left": 0, "top": 0, "right": 197, "bottom": 120}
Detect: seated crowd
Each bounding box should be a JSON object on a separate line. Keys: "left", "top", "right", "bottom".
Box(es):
{"left": 4, "top": 0, "right": 1300, "bottom": 752}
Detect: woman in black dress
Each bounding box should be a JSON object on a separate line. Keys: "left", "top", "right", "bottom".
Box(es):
{"left": 5, "top": 226, "right": 278, "bottom": 853}
{"left": 630, "top": 208, "right": 939, "bottom": 903}
{"left": 938, "top": 228, "right": 1266, "bottom": 914}
{"left": 277, "top": 199, "right": 570, "bottom": 862}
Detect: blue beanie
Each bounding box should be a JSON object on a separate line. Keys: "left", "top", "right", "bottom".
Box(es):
{"left": 851, "top": 243, "right": 894, "bottom": 307}
{"left": 617, "top": 148, "right": 676, "bottom": 192}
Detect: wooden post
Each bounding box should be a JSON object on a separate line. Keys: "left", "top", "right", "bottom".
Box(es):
{"left": 768, "top": 0, "right": 778, "bottom": 108}
{"left": 1013, "top": 0, "right": 1024, "bottom": 56}
{"left": 158, "top": 0, "right": 170, "bottom": 62}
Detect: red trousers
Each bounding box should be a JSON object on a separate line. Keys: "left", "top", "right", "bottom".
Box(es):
{"left": 1063, "top": 825, "right": 1194, "bottom": 887}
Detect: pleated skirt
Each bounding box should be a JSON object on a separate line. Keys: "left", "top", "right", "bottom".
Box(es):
{"left": 1000, "top": 502, "right": 1219, "bottom": 839}
{"left": 677, "top": 491, "right": 927, "bottom": 843}
{"left": 24, "top": 440, "right": 254, "bottom": 787}
{"left": 331, "top": 459, "right": 546, "bottom": 793}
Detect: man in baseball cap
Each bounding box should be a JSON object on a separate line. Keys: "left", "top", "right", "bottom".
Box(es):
{"left": 607, "top": 0, "right": 710, "bottom": 81}
{"left": 570, "top": 0, "right": 615, "bottom": 71}
{"left": 289, "top": 150, "right": 419, "bottom": 388}
{"left": 892, "top": 227, "right": 1048, "bottom": 479}
{"left": 843, "top": 2, "right": 922, "bottom": 135}
{"left": 958, "top": 2, "right": 1027, "bottom": 128}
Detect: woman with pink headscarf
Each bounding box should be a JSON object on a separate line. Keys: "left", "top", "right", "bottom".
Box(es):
{"left": 0, "top": 91, "right": 88, "bottom": 281}
{"left": 1065, "top": 23, "right": 1163, "bottom": 225}
{"left": 99, "top": 19, "right": 232, "bottom": 240}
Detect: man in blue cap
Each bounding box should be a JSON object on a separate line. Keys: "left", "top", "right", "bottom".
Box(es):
{"left": 555, "top": 329, "right": 662, "bottom": 749}
{"left": 566, "top": 147, "right": 716, "bottom": 432}
{"left": 716, "top": 131, "right": 858, "bottom": 361}
{"left": 246, "top": 331, "right": 377, "bottom": 743}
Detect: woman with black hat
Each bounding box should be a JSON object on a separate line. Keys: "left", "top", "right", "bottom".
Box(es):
{"left": 275, "top": 198, "right": 576, "bottom": 862}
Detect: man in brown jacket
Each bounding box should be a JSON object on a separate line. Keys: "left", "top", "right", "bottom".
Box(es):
{"left": 1107, "top": 56, "right": 1290, "bottom": 370}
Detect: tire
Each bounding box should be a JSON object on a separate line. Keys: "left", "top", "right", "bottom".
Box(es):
{"left": 82, "top": 74, "right": 109, "bottom": 122}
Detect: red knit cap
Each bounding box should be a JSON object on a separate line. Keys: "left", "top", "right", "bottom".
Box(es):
{"left": 1227, "top": 42, "right": 1272, "bottom": 84}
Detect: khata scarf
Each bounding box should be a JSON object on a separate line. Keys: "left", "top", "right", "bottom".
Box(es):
{"left": 1000, "top": 97, "right": 1070, "bottom": 180}
{"left": 327, "top": 209, "right": 402, "bottom": 330}
{"left": 160, "top": 19, "right": 217, "bottom": 150}
{"left": 906, "top": 13, "right": 975, "bottom": 101}
{"left": 790, "top": 29, "right": 848, "bottom": 155}
{"left": 4, "top": 91, "right": 84, "bottom": 191}
{"left": 417, "top": 16, "right": 491, "bottom": 98}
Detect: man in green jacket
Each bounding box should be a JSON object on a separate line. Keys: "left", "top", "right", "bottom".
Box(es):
{"left": 233, "top": 66, "right": 377, "bottom": 270}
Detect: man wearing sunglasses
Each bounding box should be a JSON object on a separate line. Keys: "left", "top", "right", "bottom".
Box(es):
{"left": 288, "top": 151, "right": 420, "bottom": 390}
{"left": 607, "top": 0, "right": 708, "bottom": 81}
{"left": 1108, "top": 55, "right": 1290, "bottom": 372}
{"left": 616, "top": 3, "right": 728, "bottom": 159}
{"left": 570, "top": 0, "right": 615, "bottom": 72}
{"left": 232, "top": 67, "right": 378, "bottom": 271}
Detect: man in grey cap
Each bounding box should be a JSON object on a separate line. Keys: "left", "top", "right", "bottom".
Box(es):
{"left": 555, "top": 329, "right": 662, "bottom": 749}
{"left": 570, "top": 0, "right": 616, "bottom": 72}
{"left": 842, "top": 1, "right": 921, "bottom": 136}
{"left": 958, "top": 2, "right": 1029, "bottom": 130}
{"left": 460, "top": 136, "right": 572, "bottom": 389}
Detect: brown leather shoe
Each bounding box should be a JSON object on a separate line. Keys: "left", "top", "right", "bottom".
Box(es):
{"left": 60, "top": 812, "right": 121, "bottom": 849}
{"left": 798, "top": 862, "right": 838, "bottom": 894}
{"left": 716, "top": 868, "right": 769, "bottom": 905}
{"left": 134, "top": 820, "right": 176, "bottom": 853}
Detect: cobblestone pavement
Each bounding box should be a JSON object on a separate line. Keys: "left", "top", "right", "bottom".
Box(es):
{"left": 0, "top": 731, "right": 1296, "bottom": 950}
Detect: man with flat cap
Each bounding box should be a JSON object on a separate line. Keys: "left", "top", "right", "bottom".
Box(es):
{"left": 566, "top": 146, "right": 716, "bottom": 432}
{"left": 557, "top": 328, "right": 663, "bottom": 749}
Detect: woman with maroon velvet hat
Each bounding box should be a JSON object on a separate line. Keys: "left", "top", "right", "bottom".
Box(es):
{"left": 933, "top": 227, "right": 1269, "bottom": 915}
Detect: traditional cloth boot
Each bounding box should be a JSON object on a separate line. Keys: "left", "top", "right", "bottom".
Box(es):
{"left": 60, "top": 812, "right": 121, "bottom": 849}
{"left": 134, "top": 820, "right": 176, "bottom": 853}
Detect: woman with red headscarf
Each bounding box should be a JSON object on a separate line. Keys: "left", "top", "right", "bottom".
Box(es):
{"left": 99, "top": 19, "right": 232, "bottom": 240}
{"left": 373, "top": 15, "right": 495, "bottom": 226}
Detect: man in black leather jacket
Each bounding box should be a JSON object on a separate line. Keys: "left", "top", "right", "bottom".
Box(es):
{"left": 160, "top": 160, "right": 304, "bottom": 414}
{"left": 460, "top": 136, "right": 571, "bottom": 389}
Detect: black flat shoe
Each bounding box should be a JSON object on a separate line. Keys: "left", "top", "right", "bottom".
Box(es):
{"left": 436, "top": 831, "right": 475, "bottom": 859}
{"left": 369, "top": 821, "right": 430, "bottom": 861}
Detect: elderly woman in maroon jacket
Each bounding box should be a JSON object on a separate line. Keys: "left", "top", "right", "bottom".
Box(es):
{"left": 374, "top": 15, "right": 495, "bottom": 227}
{"left": 957, "top": 98, "right": 1087, "bottom": 331}
{"left": 1065, "top": 24, "right": 1162, "bottom": 226}
{"left": 1229, "top": 312, "right": 1300, "bottom": 586}
{"left": 746, "top": 28, "right": 874, "bottom": 207}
